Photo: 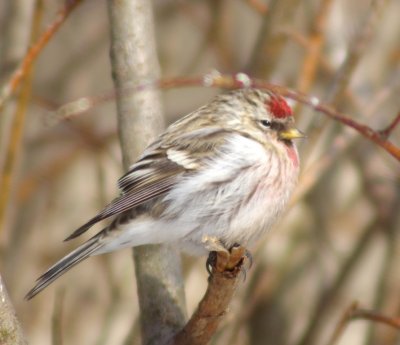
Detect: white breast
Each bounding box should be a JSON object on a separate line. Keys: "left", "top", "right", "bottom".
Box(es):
{"left": 162, "top": 133, "right": 299, "bottom": 254}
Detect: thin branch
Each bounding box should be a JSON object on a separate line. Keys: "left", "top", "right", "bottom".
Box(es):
{"left": 0, "top": 0, "right": 43, "bottom": 234}
{"left": 0, "top": 0, "right": 84, "bottom": 110}
{"left": 296, "top": 220, "right": 378, "bottom": 345}
{"left": 326, "top": 301, "right": 359, "bottom": 345}
{"left": 42, "top": 73, "right": 400, "bottom": 162}
{"left": 327, "top": 302, "right": 400, "bottom": 345}
{"left": 351, "top": 309, "right": 400, "bottom": 329}
{"left": 379, "top": 112, "right": 400, "bottom": 139}
{"left": 170, "top": 246, "right": 246, "bottom": 345}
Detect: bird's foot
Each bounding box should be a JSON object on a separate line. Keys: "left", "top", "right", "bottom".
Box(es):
{"left": 231, "top": 243, "right": 253, "bottom": 281}
{"left": 204, "top": 238, "right": 252, "bottom": 281}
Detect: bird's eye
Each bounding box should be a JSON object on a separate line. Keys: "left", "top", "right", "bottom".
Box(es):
{"left": 260, "top": 120, "right": 272, "bottom": 128}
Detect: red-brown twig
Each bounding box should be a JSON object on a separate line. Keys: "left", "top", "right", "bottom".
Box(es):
{"left": 45, "top": 73, "right": 400, "bottom": 162}
{"left": 379, "top": 112, "right": 400, "bottom": 140}
{"left": 327, "top": 301, "right": 359, "bottom": 345}
{"left": 327, "top": 302, "right": 400, "bottom": 345}
{"left": 0, "top": 0, "right": 84, "bottom": 109}
{"left": 0, "top": 0, "right": 44, "bottom": 234}
{"left": 351, "top": 309, "right": 400, "bottom": 329}
{"left": 279, "top": 87, "right": 400, "bottom": 162}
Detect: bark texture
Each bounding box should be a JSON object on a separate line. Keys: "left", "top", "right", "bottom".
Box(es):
{"left": 170, "top": 247, "right": 246, "bottom": 345}
{"left": 107, "top": 1, "right": 187, "bottom": 344}
{"left": 0, "top": 274, "right": 26, "bottom": 345}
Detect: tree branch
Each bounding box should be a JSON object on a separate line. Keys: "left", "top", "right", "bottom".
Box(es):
{"left": 43, "top": 73, "right": 400, "bottom": 162}
{"left": 106, "top": 1, "right": 187, "bottom": 343}
{"left": 170, "top": 246, "right": 246, "bottom": 345}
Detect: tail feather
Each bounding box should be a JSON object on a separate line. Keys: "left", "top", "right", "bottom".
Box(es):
{"left": 25, "top": 234, "right": 104, "bottom": 300}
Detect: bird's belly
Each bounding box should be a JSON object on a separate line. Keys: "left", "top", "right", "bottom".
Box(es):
{"left": 177, "top": 167, "right": 295, "bottom": 254}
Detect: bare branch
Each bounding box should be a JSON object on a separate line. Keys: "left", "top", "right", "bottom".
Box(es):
{"left": 327, "top": 302, "right": 400, "bottom": 345}
{"left": 379, "top": 112, "right": 400, "bottom": 140}
{"left": 0, "top": 0, "right": 44, "bottom": 234}
{"left": 43, "top": 73, "right": 400, "bottom": 162}
{"left": 170, "top": 247, "right": 246, "bottom": 345}
{"left": 326, "top": 301, "right": 359, "bottom": 345}
{"left": 351, "top": 309, "right": 400, "bottom": 329}
{"left": 0, "top": 0, "right": 84, "bottom": 110}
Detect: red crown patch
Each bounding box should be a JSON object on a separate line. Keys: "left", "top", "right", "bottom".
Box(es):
{"left": 267, "top": 96, "right": 292, "bottom": 118}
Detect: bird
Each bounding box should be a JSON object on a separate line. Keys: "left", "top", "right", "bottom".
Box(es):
{"left": 26, "top": 88, "right": 305, "bottom": 299}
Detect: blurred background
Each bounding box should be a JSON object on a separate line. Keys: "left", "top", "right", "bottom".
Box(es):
{"left": 0, "top": 0, "right": 399, "bottom": 344}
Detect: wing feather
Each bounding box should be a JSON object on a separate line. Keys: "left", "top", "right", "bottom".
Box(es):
{"left": 64, "top": 127, "right": 231, "bottom": 241}
{"left": 65, "top": 162, "right": 183, "bottom": 241}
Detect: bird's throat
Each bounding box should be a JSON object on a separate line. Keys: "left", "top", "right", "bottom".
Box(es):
{"left": 285, "top": 143, "right": 299, "bottom": 167}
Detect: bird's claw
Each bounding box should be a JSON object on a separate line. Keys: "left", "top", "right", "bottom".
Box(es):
{"left": 231, "top": 243, "right": 253, "bottom": 282}
{"left": 206, "top": 251, "right": 217, "bottom": 276}
{"left": 205, "top": 241, "right": 253, "bottom": 281}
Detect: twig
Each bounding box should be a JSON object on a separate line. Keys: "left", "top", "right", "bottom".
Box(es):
{"left": 16, "top": 130, "right": 115, "bottom": 204}
{"left": 42, "top": 73, "right": 400, "bottom": 162}
{"left": 0, "top": 0, "right": 43, "bottom": 234}
{"left": 0, "top": 0, "right": 84, "bottom": 110}
{"left": 280, "top": 88, "right": 400, "bottom": 161}
{"left": 379, "top": 112, "right": 400, "bottom": 139}
{"left": 326, "top": 301, "right": 359, "bottom": 345}
{"left": 359, "top": 155, "right": 400, "bottom": 345}
{"left": 351, "top": 309, "right": 400, "bottom": 329}
{"left": 170, "top": 246, "right": 246, "bottom": 345}
{"left": 296, "top": 220, "right": 378, "bottom": 345}
{"left": 327, "top": 302, "right": 400, "bottom": 345}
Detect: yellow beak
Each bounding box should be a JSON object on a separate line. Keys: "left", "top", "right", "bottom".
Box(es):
{"left": 278, "top": 127, "right": 306, "bottom": 140}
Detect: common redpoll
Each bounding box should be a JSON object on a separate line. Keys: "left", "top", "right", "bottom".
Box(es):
{"left": 26, "top": 88, "right": 304, "bottom": 299}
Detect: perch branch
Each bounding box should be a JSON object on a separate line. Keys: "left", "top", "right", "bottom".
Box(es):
{"left": 170, "top": 246, "right": 246, "bottom": 345}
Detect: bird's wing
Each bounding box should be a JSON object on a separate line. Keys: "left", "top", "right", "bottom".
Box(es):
{"left": 64, "top": 127, "right": 230, "bottom": 241}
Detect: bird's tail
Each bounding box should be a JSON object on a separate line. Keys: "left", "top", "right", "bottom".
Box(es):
{"left": 25, "top": 233, "right": 104, "bottom": 300}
